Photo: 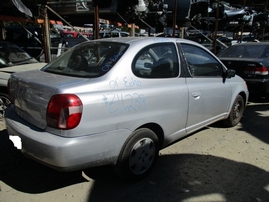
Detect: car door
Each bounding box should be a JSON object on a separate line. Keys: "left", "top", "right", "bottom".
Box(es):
{"left": 179, "top": 43, "right": 233, "bottom": 134}
{"left": 132, "top": 42, "right": 189, "bottom": 142}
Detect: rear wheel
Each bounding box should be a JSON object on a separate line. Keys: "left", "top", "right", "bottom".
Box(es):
{"left": 114, "top": 128, "right": 159, "bottom": 182}
{"left": 223, "top": 94, "right": 244, "bottom": 127}
{"left": 0, "top": 93, "right": 11, "bottom": 119}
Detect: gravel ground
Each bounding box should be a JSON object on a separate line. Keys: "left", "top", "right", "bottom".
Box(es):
{"left": 0, "top": 96, "right": 269, "bottom": 202}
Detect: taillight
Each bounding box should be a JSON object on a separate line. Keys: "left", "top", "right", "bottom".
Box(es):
{"left": 245, "top": 66, "right": 268, "bottom": 75}
{"left": 46, "top": 94, "right": 83, "bottom": 129}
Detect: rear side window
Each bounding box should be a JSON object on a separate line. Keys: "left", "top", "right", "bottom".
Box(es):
{"left": 43, "top": 41, "right": 128, "bottom": 78}
{"left": 132, "top": 43, "right": 179, "bottom": 78}
{"left": 181, "top": 43, "right": 223, "bottom": 77}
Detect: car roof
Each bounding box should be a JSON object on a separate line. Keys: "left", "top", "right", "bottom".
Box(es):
{"left": 232, "top": 42, "right": 268, "bottom": 46}
{"left": 94, "top": 36, "right": 199, "bottom": 46}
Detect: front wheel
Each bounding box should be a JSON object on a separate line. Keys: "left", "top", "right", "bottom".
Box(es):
{"left": 114, "top": 128, "right": 159, "bottom": 182}
{"left": 223, "top": 94, "right": 244, "bottom": 127}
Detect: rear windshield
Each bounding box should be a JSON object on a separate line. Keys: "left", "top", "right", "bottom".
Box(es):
{"left": 218, "top": 44, "right": 269, "bottom": 58}
{"left": 0, "top": 42, "right": 34, "bottom": 64}
{"left": 42, "top": 41, "right": 129, "bottom": 78}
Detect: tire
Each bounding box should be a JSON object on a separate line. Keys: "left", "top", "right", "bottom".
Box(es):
{"left": 0, "top": 93, "right": 11, "bottom": 119}
{"left": 223, "top": 94, "right": 244, "bottom": 127}
{"left": 114, "top": 128, "right": 159, "bottom": 182}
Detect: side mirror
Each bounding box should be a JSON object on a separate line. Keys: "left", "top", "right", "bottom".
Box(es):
{"left": 226, "top": 69, "right": 236, "bottom": 78}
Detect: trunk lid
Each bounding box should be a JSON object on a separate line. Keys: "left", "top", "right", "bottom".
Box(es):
{"left": 0, "top": 62, "right": 47, "bottom": 73}
{"left": 220, "top": 58, "right": 269, "bottom": 79}
{"left": 9, "top": 69, "right": 89, "bottom": 129}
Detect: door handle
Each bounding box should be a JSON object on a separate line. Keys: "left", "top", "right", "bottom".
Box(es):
{"left": 192, "top": 92, "right": 201, "bottom": 100}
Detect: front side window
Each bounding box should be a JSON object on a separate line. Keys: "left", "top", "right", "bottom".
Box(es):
{"left": 181, "top": 43, "right": 223, "bottom": 77}
{"left": 42, "top": 41, "right": 128, "bottom": 78}
{"left": 132, "top": 43, "right": 179, "bottom": 78}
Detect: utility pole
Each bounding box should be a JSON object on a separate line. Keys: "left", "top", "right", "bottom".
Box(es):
{"left": 262, "top": 0, "right": 268, "bottom": 41}
{"left": 239, "top": 0, "right": 246, "bottom": 43}
{"left": 42, "top": 6, "right": 52, "bottom": 62}
{"left": 94, "top": 0, "right": 99, "bottom": 39}
{"left": 0, "top": 21, "right": 5, "bottom": 40}
{"left": 172, "top": 0, "right": 177, "bottom": 37}
{"left": 213, "top": 0, "right": 220, "bottom": 55}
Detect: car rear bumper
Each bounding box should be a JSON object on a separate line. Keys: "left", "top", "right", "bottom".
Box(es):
{"left": 245, "top": 79, "right": 269, "bottom": 94}
{"left": 4, "top": 106, "right": 131, "bottom": 171}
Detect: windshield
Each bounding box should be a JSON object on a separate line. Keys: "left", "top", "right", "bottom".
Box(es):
{"left": 218, "top": 44, "right": 269, "bottom": 58}
{"left": 0, "top": 42, "right": 35, "bottom": 66}
{"left": 42, "top": 41, "right": 129, "bottom": 78}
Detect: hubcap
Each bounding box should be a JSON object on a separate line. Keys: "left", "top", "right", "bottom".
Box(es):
{"left": 233, "top": 101, "right": 241, "bottom": 119}
{"left": 129, "top": 138, "right": 156, "bottom": 175}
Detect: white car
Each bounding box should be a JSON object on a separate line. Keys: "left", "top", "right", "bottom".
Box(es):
{"left": 0, "top": 41, "right": 46, "bottom": 117}
{"left": 5, "top": 37, "right": 248, "bottom": 181}
{"left": 99, "top": 30, "right": 130, "bottom": 38}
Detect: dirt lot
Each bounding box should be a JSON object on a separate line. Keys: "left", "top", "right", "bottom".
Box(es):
{"left": 1, "top": 96, "right": 269, "bottom": 202}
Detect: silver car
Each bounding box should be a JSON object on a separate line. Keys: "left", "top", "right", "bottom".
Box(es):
{"left": 5, "top": 37, "right": 248, "bottom": 181}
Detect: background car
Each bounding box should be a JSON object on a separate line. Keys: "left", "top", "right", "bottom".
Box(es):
{"left": 231, "top": 36, "right": 259, "bottom": 45}
{"left": 217, "top": 42, "right": 269, "bottom": 99}
{"left": 98, "top": 30, "right": 130, "bottom": 38}
{"left": 5, "top": 37, "right": 248, "bottom": 182}
{"left": 0, "top": 41, "right": 46, "bottom": 118}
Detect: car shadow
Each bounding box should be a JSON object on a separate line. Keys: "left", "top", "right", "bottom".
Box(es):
{"left": 210, "top": 96, "right": 269, "bottom": 145}
{"left": 1, "top": 128, "right": 269, "bottom": 201}
{"left": 0, "top": 130, "right": 87, "bottom": 193}
{"left": 84, "top": 154, "right": 269, "bottom": 202}
{"left": 239, "top": 102, "right": 269, "bottom": 144}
